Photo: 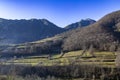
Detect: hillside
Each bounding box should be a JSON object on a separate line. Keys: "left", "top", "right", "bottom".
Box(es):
{"left": 63, "top": 10, "right": 120, "bottom": 51}
{"left": 65, "top": 18, "right": 96, "bottom": 30}
{"left": 3, "top": 50, "right": 116, "bottom": 67}
{"left": 2, "top": 10, "right": 120, "bottom": 57}
{"left": 0, "top": 18, "right": 65, "bottom": 43}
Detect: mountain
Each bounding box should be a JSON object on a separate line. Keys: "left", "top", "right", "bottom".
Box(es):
{"left": 63, "top": 10, "right": 120, "bottom": 51}
{"left": 0, "top": 18, "right": 65, "bottom": 43}
{"left": 3, "top": 10, "right": 120, "bottom": 57}
{"left": 26, "top": 10, "right": 120, "bottom": 53}
{"left": 64, "top": 18, "right": 96, "bottom": 30}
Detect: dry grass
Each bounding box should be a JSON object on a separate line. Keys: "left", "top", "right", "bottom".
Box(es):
{"left": 4, "top": 50, "right": 116, "bottom": 67}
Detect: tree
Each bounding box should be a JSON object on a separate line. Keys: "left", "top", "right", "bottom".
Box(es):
{"left": 80, "top": 46, "right": 88, "bottom": 57}
{"left": 59, "top": 50, "right": 65, "bottom": 58}
{"left": 109, "top": 43, "right": 116, "bottom": 55}
{"left": 78, "top": 45, "right": 95, "bottom": 58}
{"left": 89, "top": 45, "right": 96, "bottom": 57}
{"left": 115, "top": 48, "right": 120, "bottom": 68}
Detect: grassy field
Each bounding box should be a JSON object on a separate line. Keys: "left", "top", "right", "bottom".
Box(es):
{"left": 4, "top": 50, "right": 116, "bottom": 67}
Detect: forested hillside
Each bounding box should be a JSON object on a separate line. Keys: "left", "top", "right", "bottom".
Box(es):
{"left": 0, "top": 18, "right": 65, "bottom": 43}
{"left": 2, "top": 10, "right": 120, "bottom": 57}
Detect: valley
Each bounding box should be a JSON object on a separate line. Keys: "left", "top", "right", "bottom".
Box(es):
{"left": 0, "top": 10, "right": 120, "bottom": 80}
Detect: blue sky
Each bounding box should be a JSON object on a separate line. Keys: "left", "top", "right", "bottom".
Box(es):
{"left": 0, "top": 0, "right": 120, "bottom": 27}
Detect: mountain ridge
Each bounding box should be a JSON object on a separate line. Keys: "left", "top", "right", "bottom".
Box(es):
{"left": 0, "top": 18, "right": 65, "bottom": 43}
{"left": 65, "top": 18, "right": 96, "bottom": 30}
{"left": 2, "top": 10, "right": 120, "bottom": 57}
{"left": 0, "top": 18, "right": 95, "bottom": 44}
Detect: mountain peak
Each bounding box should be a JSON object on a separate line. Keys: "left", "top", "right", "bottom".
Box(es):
{"left": 41, "top": 19, "right": 52, "bottom": 25}
{"left": 81, "top": 18, "right": 95, "bottom": 22}
{"left": 65, "top": 19, "right": 96, "bottom": 30}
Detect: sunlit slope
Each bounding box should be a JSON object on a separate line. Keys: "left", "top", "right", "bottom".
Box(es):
{"left": 4, "top": 50, "right": 116, "bottom": 67}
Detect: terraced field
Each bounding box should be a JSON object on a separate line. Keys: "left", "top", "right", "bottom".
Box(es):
{"left": 4, "top": 50, "right": 116, "bottom": 67}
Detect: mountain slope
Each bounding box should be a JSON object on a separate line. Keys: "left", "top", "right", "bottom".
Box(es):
{"left": 0, "top": 18, "right": 65, "bottom": 43}
{"left": 2, "top": 10, "right": 120, "bottom": 57}
{"left": 63, "top": 10, "right": 120, "bottom": 51}
{"left": 64, "top": 18, "right": 96, "bottom": 30}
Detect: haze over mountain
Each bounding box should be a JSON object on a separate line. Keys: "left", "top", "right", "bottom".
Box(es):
{"left": 0, "top": 18, "right": 65, "bottom": 44}
{"left": 65, "top": 18, "right": 96, "bottom": 30}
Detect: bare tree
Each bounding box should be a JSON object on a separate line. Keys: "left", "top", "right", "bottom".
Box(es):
{"left": 115, "top": 48, "right": 120, "bottom": 68}
{"left": 47, "top": 54, "right": 52, "bottom": 60}
{"left": 109, "top": 43, "right": 116, "bottom": 55}
{"left": 79, "top": 45, "right": 95, "bottom": 58}
{"left": 59, "top": 50, "right": 65, "bottom": 58}
{"left": 80, "top": 46, "right": 87, "bottom": 57}
{"left": 89, "top": 45, "right": 96, "bottom": 57}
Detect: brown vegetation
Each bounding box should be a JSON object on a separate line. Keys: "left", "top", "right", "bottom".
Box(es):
{"left": 2, "top": 10, "right": 120, "bottom": 58}
{"left": 63, "top": 10, "right": 120, "bottom": 52}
